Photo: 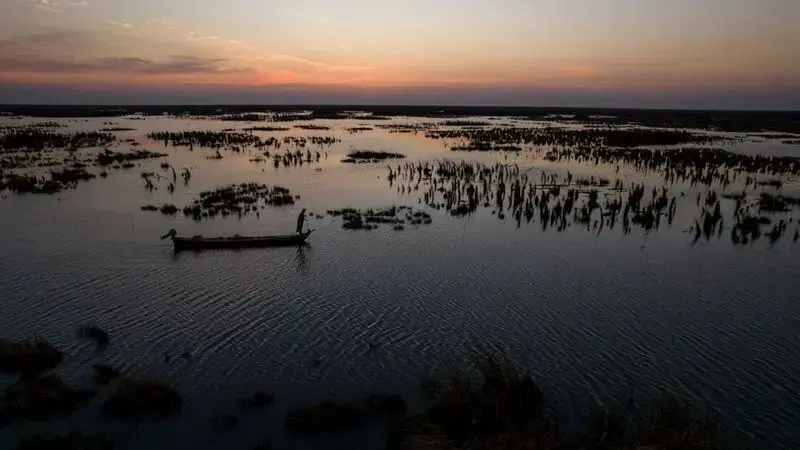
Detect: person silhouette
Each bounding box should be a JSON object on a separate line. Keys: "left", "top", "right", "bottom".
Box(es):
{"left": 296, "top": 208, "right": 307, "bottom": 234}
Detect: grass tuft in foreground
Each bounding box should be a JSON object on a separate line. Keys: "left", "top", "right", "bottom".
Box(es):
{"left": 391, "top": 347, "right": 725, "bottom": 450}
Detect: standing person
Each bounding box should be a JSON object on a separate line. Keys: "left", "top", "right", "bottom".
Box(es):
{"left": 296, "top": 209, "right": 307, "bottom": 234}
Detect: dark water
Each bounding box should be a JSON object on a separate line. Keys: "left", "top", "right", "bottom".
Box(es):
{"left": 1, "top": 116, "right": 799, "bottom": 449}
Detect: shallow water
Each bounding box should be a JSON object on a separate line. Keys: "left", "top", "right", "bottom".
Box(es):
{"left": 1, "top": 115, "right": 799, "bottom": 449}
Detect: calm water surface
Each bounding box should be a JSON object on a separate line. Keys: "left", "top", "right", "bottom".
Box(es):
{"left": 1, "top": 115, "right": 799, "bottom": 449}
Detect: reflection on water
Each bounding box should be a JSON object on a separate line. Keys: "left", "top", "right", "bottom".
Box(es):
{"left": 0, "top": 114, "right": 799, "bottom": 449}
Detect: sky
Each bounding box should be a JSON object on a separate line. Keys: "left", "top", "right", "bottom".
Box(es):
{"left": 1, "top": 0, "right": 798, "bottom": 109}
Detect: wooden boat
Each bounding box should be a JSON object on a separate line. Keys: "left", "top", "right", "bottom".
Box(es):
{"left": 161, "top": 229, "right": 313, "bottom": 251}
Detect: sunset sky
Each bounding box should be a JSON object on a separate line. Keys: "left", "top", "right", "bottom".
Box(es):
{"left": 1, "top": 0, "right": 798, "bottom": 108}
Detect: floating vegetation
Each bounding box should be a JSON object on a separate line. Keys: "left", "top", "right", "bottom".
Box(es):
{"left": 0, "top": 339, "right": 62, "bottom": 374}
{"left": 375, "top": 123, "right": 437, "bottom": 133}
{"left": 243, "top": 126, "right": 290, "bottom": 132}
{"left": 345, "top": 127, "right": 373, "bottom": 133}
{"left": 16, "top": 432, "right": 114, "bottom": 450}
{"left": 102, "top": 379, "right": 182, "bottom": 421}
{"left": 282, "top": 135, "right": 339, "bottom": 147}
{"left": 428, "top": 126, "right": 726, "bottom": 149}
{"left": 327, "top": 206, "right": 432, "bottom": 230}
{"left": 1, "top": 153, "right": 63, "bottom": 170}
{"left": 160, "top": 204, "right": 178, "bottom": 215}
{"left": 51, "top": 167, "right": 95, "bottom": 183}
{"left": 95, "top": 149, "right": 167, "bottom": 167}
{"left": 353, "top": 115, "right": 391, "bottom": 121}
{"left": 342, "top": 149, "right": 406, "bottom": 163}
{"left": 0, "top": 129, "right": 115, "bottom": 152}
{"left": 451, "top": 144, "right": 522, "bottom": 152}
{"left": 182, "top": 183, "right": 295, "bottom": 220}
{"left": 2, "top": 167, "right": 96, "bottom": 194}
{"left": 294, "top": 124, "right": 331, "bottom": 131}
{"left": 218, "top": 113, "right": 269, "bottom": 122}
{"left": 99, "top": 127, "right": 136, "bottom": 132}
{"left": 77, "top": 325, "right": 109, "bottom": 350}
{"left": 758, "top": 192, "right": 800, "bottom": 212}
{"left": 140, "top": 205, "right": 158, "bottom": 212}
{"left": 147, "top": 131, "right": 264, "bottom": 148}
{"left": 441, "top": 120, "right": 492, "bottom": 127}
{"left": 92, "top": 364, "right": 121, "bottom": 385}
{"left": 271, "top": 113, "right": 313, "bottom": 122}
{"left": 3, "top": 373, "right": 94, "bottom": 421}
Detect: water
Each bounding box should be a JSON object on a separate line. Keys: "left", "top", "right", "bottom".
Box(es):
{"left": 1, "top": 115, "right": 799, "bottom": 449}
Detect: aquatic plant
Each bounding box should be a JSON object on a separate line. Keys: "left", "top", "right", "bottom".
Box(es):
{"left": 391, "top": 349, "right": 724, "bottom": 450}
{"left": 95, "top": 149, "right": 167, "bottom": 167}
{"left": 441, "top": 120, "right": 492, "bottom": 127}
{"left": 182, "top": 183, "right": 295, "bottom": 221}
{"left": 102, "top": 379, "right": 182, "bottom": 420}
{"left": 0, "top": 128, "right": 115, "bottom": 152}
{"left": 243, "top": 126, "right": 291, "bottom": 132}
{"left": 0, "top": 339, "right": 63, "bottom": 374}
{"left": 218, "top": 113, "right": 269, "bottom": 122}
{"left": 429, "top": 125, "right": 727, "bottom": 149}
{"left": 99, "top": 127, "right": 136, "bottom": 132}
{"left": 342, "top": 149, "right": 406, "bottom": 163}
{"left": 77, "top": 325, "right": 109, "bottom": 349}
{"left": 294, "top": 124, "right": 331, "bottom": 131}
{"left": 345, "top": 126, "right": 374, "bottom": 133}
{"left": 4, "top": 373, "right": 94, "bottom": 421}
{"left": 327, "top": 206, "right": 432, "bottom": 230}
{"left": 160, "top": 204, "right": 178, "bottom": 215}
{"left": 147, "top": 130, "right": 264, "bottom": 148}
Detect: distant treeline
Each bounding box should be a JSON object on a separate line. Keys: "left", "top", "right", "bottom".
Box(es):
{"left": 2, "top": 105, "right": 799, "bottom": 132}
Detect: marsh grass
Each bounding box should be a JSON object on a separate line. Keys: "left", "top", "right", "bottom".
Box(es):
{"left": 342, "top": 149, "right": 406, "bottom": 163}
{"left": 95, "top": 149, "right": 167, "bottom": 167}
{"left": 0, "top": 339, "right": 62, "bottom": 374}
{"left": 392, "top": 348, "right": 725, "bottom": 450}
{"left": 102, "top": 379, "right": 182, "bottom": 421}
{"left": 4, "top": 373, "right": 94, "bottom": 421}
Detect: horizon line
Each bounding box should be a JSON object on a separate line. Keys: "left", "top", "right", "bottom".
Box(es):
{"left": 2, "top": 103, "right": 799, "bottom": 114}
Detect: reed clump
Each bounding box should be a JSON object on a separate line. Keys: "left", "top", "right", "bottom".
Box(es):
{"left": 182, "top": 183, "right": 295, "bottom": 221}
{"left": 342, "top": 149, "right": 406, "bottom": 163}
{"left": 4, "top": 373, "right": 94, "bottom": 421}
{"left": 102, "top": 378, "right": 182, "bottom": 420}
{"left": 391, "top": 349, "right": 724, "bottom": 450}
{"left": 95, "top": 149, "right": 167, "bottom": 167}
{"left": 0, "top": 339, "right": 63, "bottom": 375}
